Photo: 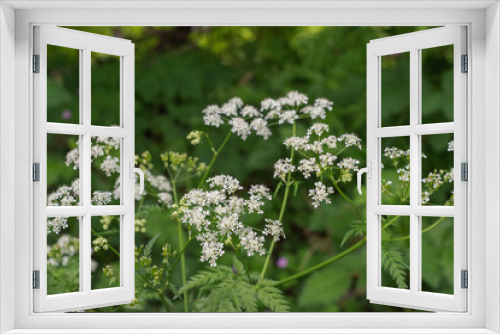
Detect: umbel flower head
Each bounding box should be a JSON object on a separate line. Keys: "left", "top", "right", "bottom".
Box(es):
{"left": 201, "top": 91, "right": 334, "bottom": 141}
{"left": 176, "top": 175, "right": 284, "bottom": 267}
{"left": 275, "top": 122, "right": 363, "bottom": 208}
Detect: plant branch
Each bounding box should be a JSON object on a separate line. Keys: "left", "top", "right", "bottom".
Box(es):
{"left": 197, "top": 131, "right": 232, "bottom": 188}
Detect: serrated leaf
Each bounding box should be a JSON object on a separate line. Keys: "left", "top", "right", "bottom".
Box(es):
{"left": 340, "top": 220, "right": 366, "bottom": 247}
{"left": 179, "top": 266, "right": 233, "bottom": 295}
{"left": 257, "top": 279, "right": 290, "bottom": 312}
{"left": 143, "top": 233, "right": 161, "bottom": 258}
{"left": 381, "top": 243, "right": 409, "bottom": 289}
{"left": 273, "top": 181, "right": 283, "bottom": 197}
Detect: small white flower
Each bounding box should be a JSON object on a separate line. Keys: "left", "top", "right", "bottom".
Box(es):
{"left": 300, "top": 106, "right": 326, "bottom": 120}
{"left": 285, "top": 91, "right": 308, "bottom": 106}
{"left": 322, "top": 135, "right": 338, "bottom": 149}
{"left": 239, "top": 227, "right": 266, "bottom": 256}
{"left": 298, "top": 158, "right": 320, "bottom": 178}
{"left": 263, "top": 219, "right": 285, "bottom": 242}
{"left": 92, "top": 191, "right": 113, "bottom": 205}
{"left": 100, "top": 156, "right": 120, "bottom": 177}
{"left": 229, "top": 117, "right": 251, "bottom": 140}
{"left": 305, "top": 140, "right": 324, "bottom": 154}
{"left": 314, "top": 98, "right": 334, "bottom": 111}
{"left": 309, "top": 181, "right": 334, "bottom": 208}
{"left": 47, "top": 217, "right": 69, "bottom": 234}
{"left": 221, "top": 97, "right": 244, "bottom": 117}
{"left": 208, "top": 175, "right": 243, "bottom": 193}
{"left": 197, "top": 232, "right": 225, "bottom": 267}
{"left": 241, "top": 106, "right": 262, "bottom": 118}
{"left": 422, "top": 170, "right": 443, "bottom": 189}
{"left": 202, "top": 105, "right": 223, "bottom": 127}
{"left": 274, "top": 158, "right": 296, "bottom": 181}
{"left": 339, "top": 133, "right": 362, "bottom": 149}
{"left": 338, "top": 157, "right": 360, "bottom": 171}
{"left": 261, "top": 98, "right": 281, "bottom": 111}
{"left": 444, "top": 168, "right": 454, "bottom": 183}
{"left": 384, "top": 147, "right": 404, "bottom": 159}
{"left": 91, "top": 144, "right": 104, "bottom": 159}
{"left": 65, "top": 148, "right": 79, "bottom": 169}
{"left": 250, "top": 118, "right": 272, "bottom": 139}
{"left": 279, "top": 110, "right": 298, "bottom": 125}
{"left": 284, "top": 136, "right": 309, "bottom": 150}
{"left": 307, "top": 123, "right": 329, "bottom": 137}
{"left": 319, "top": 153, "right": 337, "bottom": 168}
{"left": 187, "top": 131, "right": 203, "bottom": 145}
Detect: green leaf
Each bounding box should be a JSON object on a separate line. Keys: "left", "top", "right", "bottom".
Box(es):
{"left": 179, "top": 266, "right": 233, "bottom": 295}
{"left": 381, "top": 243, "right": 409, "bottom": 289}
{"left": 273, "top": 181, "right": 283, "bottom": 197}
{"left": 340, "top": 220, "right": 366, "bottom": 247}
{"left": 143, "top": 233, "right": 162, "bottom": 258}
{"left": 297, "top": 267, "right": 350, "bottom": 310}
{"left": 257, "top": 279, "right": 290, "bottom": 312}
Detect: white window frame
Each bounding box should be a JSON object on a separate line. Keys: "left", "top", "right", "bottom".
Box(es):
{"left": 366, "top": 26, "right": 467, "bottom": 312}
{"left": 33, "top": 26, "right": 136, "bottom": 312}
{"left": 0, "top": 1, "right": 499, "bottom": 333}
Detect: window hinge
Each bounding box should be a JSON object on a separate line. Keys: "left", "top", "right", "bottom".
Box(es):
{"left": 33, "top": 54, "right": 40, "bottom": 73}
{"left": 461, "top": 54, "right": 468, "bottom": 73}
{"left": 461, "top": 270, "right": 468, "bottom": 289}
{"left": 33, "top": 270, "right": 40, "bottom": 289}
{"left": 33, "top": 163, "right": 40, "bottom": 182}
{"left": 461, "top": 162, "right": 468, "bottom": 181}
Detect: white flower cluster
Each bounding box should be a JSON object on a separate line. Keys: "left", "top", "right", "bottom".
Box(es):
{"left": 262, "top": 219, "right": 285, "bottom": 242}
{"left": 92, "top": 191, "right": 113, "bottom": 205}
{"left": 201, "top": 92, "right": 334, "bottom": 140}
{"left": 384, "top": 147, "right": 410, "bottom": 159}
{"left": 177, "top": 175, "right": 277, "bottom": 267}
{"left": 48, "top": 180, "right": 79, "bottom": 207}
{"left": 47, "top": 217, "right": 69, "bottom": 235}
{"left": 309, "top": 182, "right": 334, "bottom": 208}
{"left": 47, "top": 234, "right": 79, "bottom": 267}
{"left": 422, "top": 170, "right": 444, "bottom": 189}
{"left": 202, "top": 97, "right": 271, "bottom": 140}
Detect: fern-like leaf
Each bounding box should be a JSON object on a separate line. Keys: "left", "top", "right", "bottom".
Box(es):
{"left": 340, "top": 220, "right": 366, "bottom": 247}
{"left": 143, "top": 233, "right": 161, "bottom": 258}
{"left": 381, "top": 244, "right": 409, "bottom": 289}
{"left": 256, "top": 279, "right": 290, "bottom": 312}
{"left": 179, "top": 266, "right": 233, "bottom": 295}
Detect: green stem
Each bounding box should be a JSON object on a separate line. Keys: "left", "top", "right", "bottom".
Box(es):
{"left": 234, "top": 247, "right": 252, "bottom": 283}
{"left": 387, "top": 216, "right": 445, "bottom": 242}
{"left": 259, "top": 123, "right": 296, "bottom": 283}
{"left": 275, "top": 215, "right": 402, "bottom": 285}
{"left": 159, "top": 293, "right": 171, "bottom": 312}
{"left": 330, "top": 176, "right": 364, "bottom": 223}
{"left": 171, "top": 180, "right": 188, "bottom": 312}
{"left": 197, "top": 131, "right": 232, "bottom": 188}
{"left": 177, "top": 220, "right": 188, "bottom": 312}
{"left": 91, "top": 228, "right": 120, "bottom": 257}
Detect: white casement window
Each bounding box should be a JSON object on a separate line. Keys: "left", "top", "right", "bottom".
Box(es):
{"left": 365, "top": 26, "right": 467, "bottom": 312}
{"left": 32, "top": 26, "right": 136, "bottom": 312}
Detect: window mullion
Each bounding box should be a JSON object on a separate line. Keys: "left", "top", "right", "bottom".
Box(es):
{"left": 409, "top": 48, "right": 421, "bottom": 294}
{"left": 81, "top": 48, "right": 92, "bottom": 293}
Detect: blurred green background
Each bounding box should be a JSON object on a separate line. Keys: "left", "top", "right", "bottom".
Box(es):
{"left": 46, "top": 26, "right": 455, "bottom": 312}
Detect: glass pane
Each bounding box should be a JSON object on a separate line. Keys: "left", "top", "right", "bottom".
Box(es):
{"left": 91, "top": 215, "right": 120, "bottom": 290}
{"left": 381, "top": 52, "right": 410, "bottom": 127}
{"left": 47, "top": 216, "right": 80, "bottom": 295}
{"left": 421, "top": 45, "right": 454, "bottom": 124}
{"left": 381, "top": 215, "right": 410, "bottom": 290}
{"left": 47, "top": 134, "right": 80, "bottom": 206}
{"left": 381, "top": 136, "right": 410, "bottom": 205}
{"left": 91, "top": 52, "right": 121, "bottom": 126}
{"left": 421, "top": 133, "right": 454, "bottom": 206}
{"left": 91, "top": 136, "right": 121, "bottom": 206}
{"left": 47, "top": 45, "right": 80, "bottom": 124}
{"left": 421, "top": 216, "right": 454, "bottom": 294}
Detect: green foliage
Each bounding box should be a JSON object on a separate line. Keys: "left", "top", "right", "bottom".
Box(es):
{"left": 340, "top": 220, "right": 366, "bottom": 247}
{"left": 381, "top": 244, "right": 409, "bottom": 290}
{"left": 180, "top": 265, "right": 290, "bottom": 312}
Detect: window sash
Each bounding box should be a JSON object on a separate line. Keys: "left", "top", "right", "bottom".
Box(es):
{"left": 33, "top": 25, "right": 135, "bottom": 313}
{"left": 366, "top": 26, "right": 468, "bottom": 312}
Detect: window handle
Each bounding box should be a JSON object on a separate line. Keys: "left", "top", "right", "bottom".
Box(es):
{"left": 130, "top": 162, "right": 145, "bottom": 195}
{"left": 357, "top": 162, "right": 371, "bottom": 195}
